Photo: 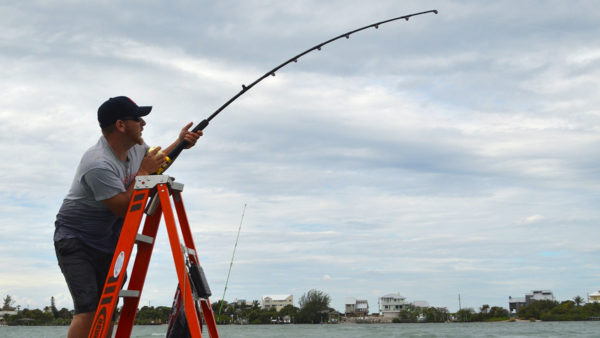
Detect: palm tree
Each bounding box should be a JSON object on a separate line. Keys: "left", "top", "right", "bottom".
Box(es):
{"left": 573, "top": 296, "right": 584, "bottom": 307}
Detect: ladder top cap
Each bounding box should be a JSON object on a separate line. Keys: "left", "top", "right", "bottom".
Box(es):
{"left": 135, "top": 174, "right": 183, "bottom": 190}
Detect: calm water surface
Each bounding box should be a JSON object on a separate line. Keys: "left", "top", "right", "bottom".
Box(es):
{"left": 1, "top": 321, "right": 600, "bottom": 337}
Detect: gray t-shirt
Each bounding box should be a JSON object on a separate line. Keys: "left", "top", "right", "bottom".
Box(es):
{"left": 54, "top": 136, "right": 149, "bottom": 253}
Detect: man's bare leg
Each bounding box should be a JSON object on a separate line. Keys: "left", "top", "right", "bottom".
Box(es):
{"left": 68, "top": 312, "right": 94, "bottom": 338}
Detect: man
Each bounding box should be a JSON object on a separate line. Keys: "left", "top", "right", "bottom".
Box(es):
{"left": 54, "top": 96, "right": 202, "bottom": 337}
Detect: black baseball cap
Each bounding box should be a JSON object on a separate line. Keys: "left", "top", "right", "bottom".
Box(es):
{"left": 97, "top": 96, "right": 152, "bottom": 128}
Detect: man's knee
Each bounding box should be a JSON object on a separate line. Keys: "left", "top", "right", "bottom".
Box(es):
{"left": 69, "top": 312, "right": 95, "bottom": 338}
{"left": 73, "top": 311, "right": 95, "bottom": 320}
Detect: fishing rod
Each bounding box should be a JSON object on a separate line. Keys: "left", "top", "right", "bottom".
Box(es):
{"left": 157, "top": 9, "right": 438, "bottom": 174}
{"left": 218, "top": 203, "right": 247, "bottom": 318}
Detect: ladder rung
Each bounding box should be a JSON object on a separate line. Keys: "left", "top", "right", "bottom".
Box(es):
{"left": 119, "top": 290, "right": 140, "bottom": 298}
{"left": 135, "top": 233, "right": 154, "bottom": 245}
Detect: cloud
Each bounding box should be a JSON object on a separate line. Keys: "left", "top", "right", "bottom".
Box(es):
{"left": 519, "top": 214, "right": 545, "bottom": 225}
{"left": 1, "top": 0, "right": 599, "bottom": 314}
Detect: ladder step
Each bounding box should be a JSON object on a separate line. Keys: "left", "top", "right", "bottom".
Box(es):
{"left": 119, "top": 290, "right": 140, "bottom": 298}
{"left": 135, "top": 233, "right": 154, "bottom": 245}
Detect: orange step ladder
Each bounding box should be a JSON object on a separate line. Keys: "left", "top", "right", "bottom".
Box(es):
{"left": 89, "top": 175, "right": 219, "bottom": 338}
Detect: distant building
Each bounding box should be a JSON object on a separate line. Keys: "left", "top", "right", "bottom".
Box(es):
{"left": 509, "top": 290, "right": 555, "bottom": 313}
{"left": 508, "top": 296, "right": 526, "bottom": 313}
{"left": 526, "top": 290, "right": 554, "bottom": 303}
{"left": 0, "top": 310, "right": 18, "bottom": 325}
{"left": 379, "top": 293, "right": 407, "bottom": 319}
{"left": 589, "top": 291, "right": 600, "bottom": 303}
{"left": 233, "top": 298, "right": 249, "bottom": 307}
{"left": 261, "top": 294, "right": 293, "bottom": 311}
{"left": 345, "top": 297, "right": 369, "bottom": 316}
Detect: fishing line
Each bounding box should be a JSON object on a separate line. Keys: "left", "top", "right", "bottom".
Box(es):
{"left": 218, "top": 203, "right": 247, "bottom": 317}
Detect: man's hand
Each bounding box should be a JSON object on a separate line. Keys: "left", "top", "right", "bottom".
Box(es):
{"left": 139, "top": 146, "right": 168, "bottom": 175}
{"left": 179, "top": 122, "right": 203, "bottom": 149}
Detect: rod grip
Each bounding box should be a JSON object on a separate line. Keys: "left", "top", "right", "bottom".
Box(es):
{"left": 192, "top": 119, "right": 209, "bottom": 133}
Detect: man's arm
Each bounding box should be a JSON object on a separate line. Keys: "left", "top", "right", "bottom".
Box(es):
{"left": 101, "top": 148, "right": 166, "bottom": 218}
{"left": 162, "top": 122, "right": 202, "bottom": 155}
{"left": 101, "top": 124, "right": 202, "bottom": 217}
{"left": 101, "top": 178, "right": 140, "bottom": 218}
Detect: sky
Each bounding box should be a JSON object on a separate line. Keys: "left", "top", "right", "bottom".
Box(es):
{"left": 1, "top": 0, "right": 599, "bottom": 314}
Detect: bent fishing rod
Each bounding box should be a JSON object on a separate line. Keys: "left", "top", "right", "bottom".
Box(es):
{"left": 157, "top": 9, "right": 438, "bottom": 174}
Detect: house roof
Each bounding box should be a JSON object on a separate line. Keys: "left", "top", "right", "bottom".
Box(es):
{"left": 262, "top": 294, "right": 292, "bottom": 301}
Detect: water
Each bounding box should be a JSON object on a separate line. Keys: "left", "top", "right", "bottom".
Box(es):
{"left": 1, "top": 321, "right": 600, "bottom": 337}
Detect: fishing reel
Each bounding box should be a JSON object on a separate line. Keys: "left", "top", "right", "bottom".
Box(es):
{"left": 147, "top": 146, "right": 172, "bottom": 174}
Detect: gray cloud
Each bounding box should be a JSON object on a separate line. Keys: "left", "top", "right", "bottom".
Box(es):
{"left": 1, "top": 0, "right": 599, "bottom": 313}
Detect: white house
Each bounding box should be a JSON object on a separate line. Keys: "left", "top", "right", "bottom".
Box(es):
{"left": 0, "top": 310, "right": 18, "bottom": 325}
{"left": 345, "top": 297, "right": 369, "bottom": 315}
{"left": 379, "top": 293, "right": 407, "bottom": 319}
{"left": 509, "top": 290, "right": 555, "bottom": 313}
{"left": 261, "top": 294, "right": 293, "bottom": 311}
{"left": 525, "top": 290, "right": 554, "bottom": 303}
{"left": 508, "top": 296, "right": 526, "bottom": 313}
{"left": 589, "top": 290, "right": 600, "bottom": 303}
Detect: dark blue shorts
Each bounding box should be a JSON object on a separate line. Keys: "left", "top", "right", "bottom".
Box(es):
{"left": 55, "top": 237, "right": 114, "bottom": 314}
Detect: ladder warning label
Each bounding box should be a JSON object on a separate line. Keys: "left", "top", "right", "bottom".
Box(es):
{"left": 114, "top": 251, "right": 125, "bottom": 278}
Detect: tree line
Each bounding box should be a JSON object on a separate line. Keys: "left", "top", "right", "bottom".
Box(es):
{"left": 2, "top": 295, "right": 72, "bottom": 326}
{"left": 391, "top": 304, "right": 509, "bottom": 323}
{"left": 212, "top": 289, "right": 337, "bottom": 324}
{"left": 411, "top": 297, "right": 600, "bottom": 323}
{"left": 111, "top": 289, "right": 338, "bottom": 325}
{"left": 5, "top": 293, "right": 600, "bottom": 326}
{"left": 516, "top": 299, "right": 600, "bottom": 321}
{"left": 1, "top": 289, "right": 337, "bottom": 326}
{"left": 452, "top": 305, "right": 510, "bottom": 322}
